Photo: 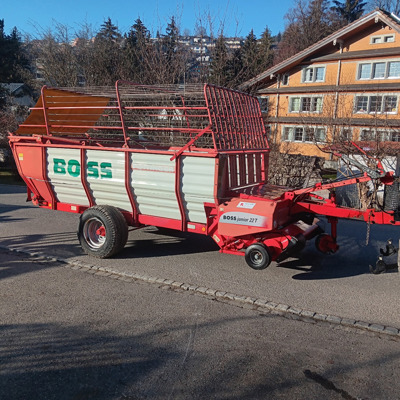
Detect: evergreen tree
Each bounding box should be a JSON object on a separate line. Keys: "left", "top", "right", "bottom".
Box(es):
{"left": 92, "top": 18, "right": 123, "bottom": 85}
{"left": 126, "top": 17, "right": 150, "bottom": 47}
{"left": 124, "top": 18, "right": 151, "bottom": 82}
{"left": 258, "top": 26, "right": 274, "bottom": 72}
{"left": 163, "top": 16, "right": 179, "bottom": 61}
{"left": 241, "top": 30, "right": 258, "bottom": 69}
{"left": 209, "top": 35, "right": 229, "bottom": 86}
{"left": 96, "top": 17, "right": 122, "bottom": 42}
{"left": 0, "top": 20, "right": 30, "bottom": 83}
{"left": 331, "top": 0, "right": 367, "bottom": 24}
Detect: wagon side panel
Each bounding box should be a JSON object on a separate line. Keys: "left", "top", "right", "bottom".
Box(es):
{"left": 46, "top": 148, "right": 89, "bottom": 206}
{"left": 131, "top": 153, "right": 181, "bottom": 220}
{"left": 180, "top": 156, "right": 216, "bottom": 223}
{"left": 86, "top": 150, "right": 132, "bottom": 212}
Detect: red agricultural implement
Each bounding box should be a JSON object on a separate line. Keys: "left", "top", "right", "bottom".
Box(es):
{"left": 8, "top": 81, "right": 400, "bottom": 269}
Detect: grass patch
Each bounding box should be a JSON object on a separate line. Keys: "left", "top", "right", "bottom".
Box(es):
{"left": 0, "top": 170, "right": 25, "bottom": 186}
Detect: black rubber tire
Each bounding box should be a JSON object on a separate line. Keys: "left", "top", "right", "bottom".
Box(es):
{"left": 245, "top": 243, "right": 271, "bottom": 270}
{"left": 78, "top": 205, "right": 128, "bottom": 258}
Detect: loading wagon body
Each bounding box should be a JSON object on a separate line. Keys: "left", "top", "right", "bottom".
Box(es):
{"left": 9, "top": 81, "right": 400, "bottom": 269}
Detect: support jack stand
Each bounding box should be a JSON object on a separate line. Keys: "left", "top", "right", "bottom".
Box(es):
{"left": 369, "top": 239, "right": 399, "bottom": 274}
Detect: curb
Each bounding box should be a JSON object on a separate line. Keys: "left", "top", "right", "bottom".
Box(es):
{"left": 2, "top": 245, "right": 399, "bottom": 340}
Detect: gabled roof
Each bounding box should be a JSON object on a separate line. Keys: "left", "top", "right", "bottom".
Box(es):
{"left": 0, "top": 83, "right": 25, "bottom": 94}
{"left": 240, "top": 8, "right": 400, "bottom": 90}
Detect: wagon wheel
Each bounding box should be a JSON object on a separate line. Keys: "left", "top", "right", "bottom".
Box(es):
{"left": 315, "top": 233, "right": 338, "bottom": 254}
{"left": 78, "top": 205, "right": 128, "bottom": 258}
{"left": 245, "top": 243, "right": 271, "bottom": 270}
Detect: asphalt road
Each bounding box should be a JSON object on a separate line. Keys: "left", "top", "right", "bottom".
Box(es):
{"left": 1, "top": 250, "right": 400, "bottom": 400}
{"left": 1, "top": 184, "right": 399, "bottom": 329}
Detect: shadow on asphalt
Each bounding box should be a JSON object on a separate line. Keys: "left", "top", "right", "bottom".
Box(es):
{"left": 119, "top": 227, "right": 219, "bottom": 260}
{"left": 277, "top": 239, "right": 399, "bottom": 280}
{"left": 2, "top": 316, "right": 400, "bottom": 400}
{"left": 0, "top": 231, "right": 82, "bottom": 260}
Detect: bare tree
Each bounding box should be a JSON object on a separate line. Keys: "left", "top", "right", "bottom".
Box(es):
{"left": 31, "top": 22, "right": 80, "bottom": 87}
{"left": 371, "top": 0, "right": 400, "bottom": 14}
{"left": 275, "top": 0, "right": 338, "bottom": 64}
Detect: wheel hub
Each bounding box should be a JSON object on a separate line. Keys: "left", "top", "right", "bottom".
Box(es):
{"left": 83, "top": 217, "right": 106, "bottom": 249}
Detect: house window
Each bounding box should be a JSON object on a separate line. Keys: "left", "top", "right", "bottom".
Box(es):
{"left": 387, "top": 61, "right": 400, "bottom": 77}
{"left": 257, "top": 97, "right": 269, "bottom": 113}
{"left": 360, "top": 129, "right": 375, "bottom": 140}
{"left": 360, "top": 129, "right": 396, "bottom": 141}
{"left": 281, "top": 73, "right": 289, "bottom": 86}
{"left": 339, "top": 128, "right": 352, "bottom": 140}
{"left": 372, "top": 62, "right": 386, "bottom": 79}
{"left": 282, "top": 126, "right": 326, "bottom": 142}
{"left": 354, "top": 94, "right": 398, "bottom": 114}
{"left": 371, "top": 34, "right": 395, "bottom": 44}
{"left": 302, "top": 65, "right": 326, "bottom": 83}
{"left": 289, "top": 97, "right": 300, "bottom": 112}
{"left": 358, "top": 63, "right": 371, "bottom": 79}
{"left": 282, "top": 127, "right": 291, "bottom": 141}
{"left": 289, "top": 96, "right": 323, "bottom": 113}
{"left": 294, "top": 127, "right": 304, "bottom": 141}
{"left": 384, "top": 96, "right": 397, "bottom": 112}
{"left": 369, "top": 96, "right": 383, "bottom": 112}
{"left": 357, "top": 59, "right": 400, "bottom": 80}
{"left": 391, "top": 131, "right": 400, "bottom": 141}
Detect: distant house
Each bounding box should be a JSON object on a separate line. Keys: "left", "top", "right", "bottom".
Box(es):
{"left": 1, "top": 83, "right": 34, "bottom": 108}
{"left": 241, "top": 8, "right": 400, "bottom": 162}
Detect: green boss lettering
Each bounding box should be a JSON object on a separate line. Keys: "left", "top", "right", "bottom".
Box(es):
{"left": 100, "top": 162, "right": 112, "bottom": 179}
{"left": 53, "top": 158, "right": 66, "bottom": 174}
{"left": 67, "top": 159, "right": 80, "bottom": 177}
{"left": 87, "top": 161, "right": 99, "bottom": 178}
{"left": 53, "top": 158, "right": 113, "bottom": 179}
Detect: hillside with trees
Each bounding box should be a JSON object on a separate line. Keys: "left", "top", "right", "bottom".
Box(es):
{"left": 0, "top": 0, "right": 386, "bottom": 151}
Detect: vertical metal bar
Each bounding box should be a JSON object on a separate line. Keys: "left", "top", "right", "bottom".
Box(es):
{"left": 80, "top": 147, "right": 94, "bottom": 207}
{"left": 41, "top": 86, "right": 51, "bottom": 136}
{"left": 180, "top": 95, "right": 191, "bottom": 130}
{"left": 213, "top": 156, "right": 220, "bottom": 205}
{"left": 115, "top": 81, "right": 129, "bottom": 147}
{"left": 243, "top": 95, "right": 256, "bottom": 149}
{"left": 255, "top": 96, "right": 268, "bottom": 149}
{"left": 203, "top": 85, "right": 219, "bottom": 150}
{"left": 226, "top": 90, "right": 240, "bottom": 149}
{"left": 236, "top": 91, "right": 247, "bottom": 149}
{"left": 255, "top": 153, "right": 262, "bottom": 182}
{"left": 247, "top": 96, "right": 259, "bottom": 148}
{"left": 239, "top": 153, "right": 246, "bottom": 186}
{"left": 262, "top": 152, "right": 269, "bottom": 182}
{"left": 42, "top": 146, "right": 56, "bottom": 209}
{"left": 125, "top": 151, "right": 139, "bottom": 224}
{"left": 210, "top": 86, "right": 227, "bottom": 149}
{"left": 229, "top": 154, "right": 238, "bottom": 187}
{"left": 218, "top": 89, "right": 233, "bottom": 150}
{"left": 174, "top": 156, "right": 187, "bottom": 231}
{"left": 247, "top": 153, "right": 255, "bottom": 184}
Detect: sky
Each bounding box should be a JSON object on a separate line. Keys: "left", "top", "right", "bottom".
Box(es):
{"left": 1, "top": 0, "right": 295, "bottom": 39}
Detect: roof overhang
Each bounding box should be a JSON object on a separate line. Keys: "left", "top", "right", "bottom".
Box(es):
{"left": 240, "top": 9, "right": 400, "bottom": 91}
